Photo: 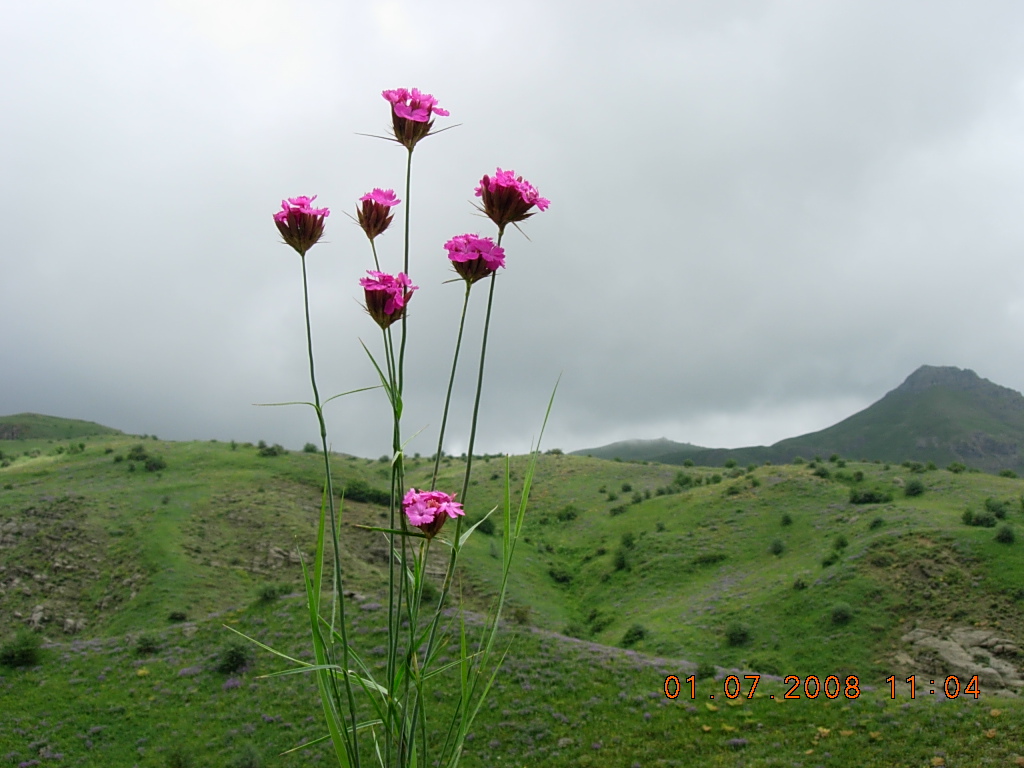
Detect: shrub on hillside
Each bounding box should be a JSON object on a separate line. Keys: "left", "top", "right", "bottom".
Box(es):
{"left": 995, "top": 525, "right": 1015, "bottom": 544}
{"left": 821, "top": 552, "right": 839, "bottom": 568}
{"left": 725, "top": 622, "right": 750, "bottom": 647}
{"left": 620, "top": 624, "right": 648, "bottom": 648}
{"left": 216, "top": 641, "right": 253, "bottom": 674}
{"left": 548, "top": 568, "right": 572, "bottom": 584}
{"left": 344, "top": 478, "right": 390, "bottom": 505}
{"left": 475, "top": 516, "right": 495, "bottom": 536}
{"left": 792, "top": 577, "right": 807, "bottom": 590}
{"left": 511, "top": 605, "right": 532, "bottom": 626}
{"left": 127, "top": 444, "right": 149, "bottom": 462}
{"left": 904, "top": 479, "right": 925, "bottom": 497}
{"left": 168, "top": 611, "right": 188, "bottom": 622}
{"left": 748, "top": 654, "right": 782, "bottom": 676}
{"left": 621, "top": 532, "right": 636, "bottom": 550}
{"left": 609, "top": 505, "right": 628, "bottom": 517}
{"left": 834, "top": 534, "right": 848, "bottom": 550}
{"left": 813, "top": 466, "right": 831, "bottom": 479}
{"left": 258, "top": 443, "right": 287, "bottom": 457}
{"left": 696, "top": 662, "right": 717, "bottom": 680}
{"left": 683, "top": 459, "right": 694, "bottom": 467}
{"left": 869, "top": 516, "right": 885, "bottom": 530}
{"left": 621, "top": 482, "right": 632, "bottom": 492}
{"left": 136, "top": 633, "right": 160, "bottom": 655}
{"left": 849, "top": 488, "right": 893, "bottom": 504}
{"left": 999, "top": 469, "right": 1018, "bottom": 478}
{"left": 830, "top": 603, "right": 854, "bottom": 625}
{"left": 780, "top": 513, "right": 793, "bottom": 526}
{"left": 769, "top": 539, "right": 785, "bottom": 556}
{"left": 724, "top": 459, "right": 737, "bottom": 468}
{"left": 556, "top": 504, "right": 578, "bottom": 522}
{"left": 257, "top": 583, "right": 291, "bottom": 603}
{"left": 963, "top": 509, "right": 997, "bottom": 528}
{"left": 631, "top": 491, "right": 643, "bottom": 504}
{"left": 947, "top": 462, "right": 966, "bottom": 473}
{"left": 303, "top": 442, "right": 319, "bottom": 453}
{"left": 613, "top": 548, "right": 630, "bottom": 572}
{"left": 0, "top": 630, "right": 42, "bottom": 668}
{"left": 144, "top": 455, "right": 167, "bottom": 472}
{"left": 985, "top": 497, "right": 1009, "bottom": 519}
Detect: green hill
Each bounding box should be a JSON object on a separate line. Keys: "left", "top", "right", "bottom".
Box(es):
{"left": 569, "top": 437, "right": 707, "bottom": 461}
{"left": 582, "top": 366, "right": 1024, "bottom": 474}
{"left": 1, "top": 430, "right": 1022, "bottom": 765}
{"left": 0, "top": 413, "right": 123, "bottom": 441}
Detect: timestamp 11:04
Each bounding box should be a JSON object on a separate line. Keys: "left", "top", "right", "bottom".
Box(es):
{"left": 892, "top": 675, "right": 981, "bottom": 699}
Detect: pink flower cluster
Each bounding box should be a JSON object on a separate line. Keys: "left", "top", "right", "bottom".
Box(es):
{"left": 475, "top": 168, "right": 549, "bottom": 231}
{"left": 444, "top": 233, "right": 506, "bottom": 284}
{"left": 383, "top": 87, "right": 449, "bottom": 150}
{"left": 357, "top": 188, "right": 401, "bottom": 241}
{"left": 382, "top": 88, "right": 450, "bottom": 123}
{"left": 402, "top": 488, "right": 464, "bottom": 538}
{"left": 360, "top": 270, "right": 418, "bottom": 329}
{"left": 273, "top": 195, "right": 330, "bottom": 256}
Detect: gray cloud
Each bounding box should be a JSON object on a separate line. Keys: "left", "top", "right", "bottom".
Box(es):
{"left": 4, "top": 0, "right": 1024, "bottom": 459}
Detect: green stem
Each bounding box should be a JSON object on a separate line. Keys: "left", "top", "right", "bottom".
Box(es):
{"left": 409, "top": 232, "right": 505, "bottom": 756}
{"left": 299, "top": 253, "right": 360, "bottom": 765}
{"left": 430, "top": 281, "right": 473, "bottom": 490}
{"left": 382, "top": 325, "right": 401, "bottom": 767}
{"left": 370, "top": 238, "right": 380, "bottom": 272}
{"left": 458, "top": 229, "right": 504, "bottom": 507}
{"left": 398, "top": 147, "right": 413, "bottom": 396}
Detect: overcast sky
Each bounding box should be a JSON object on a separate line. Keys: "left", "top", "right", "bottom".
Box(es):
{"left": 4, "top": 0, "right": 1024, "bottom": 458}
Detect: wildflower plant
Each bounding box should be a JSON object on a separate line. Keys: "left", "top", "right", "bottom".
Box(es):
{"left": 238, "top": 89, "right": 552, "bottom": 767}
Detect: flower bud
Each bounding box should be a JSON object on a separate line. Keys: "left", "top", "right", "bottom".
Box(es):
{"left": 360, "top": 270, "right": 418, "bottom": 329}
{"left": 273, "top": 195, "right": 330, "bottom": 256}
{"left": 474, "top": 168, "right": 549, "bottom": 232}
{"left": 382, "top": 87, "right": 450, "bottom": 151}
{"left": 356, "top": 188, "right": 401, "bottom": 241}
{"left": 444, "top": 233, "right": 506, "bottom": 284}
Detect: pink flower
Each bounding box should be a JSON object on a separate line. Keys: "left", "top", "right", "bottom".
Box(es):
{"left": 444, "top": 233, "right": 506, "bottom": 284}
{"left": 402, "top": 488, "right": 464, "bottom": 538}
{"left": 474, "top": 168, "right": 549, "bottom": 231}
{"left": 383, "top": 88, "right": 449, "bottom": 122}
{"left": 382, "top": 87, "right": 449, "bottom": 150}
{"left": 356, "top": 188, "right": 401, "bottom": 241}
{"left": 273, "top": 195, "right": 330, "bottom": 256}
{"left": 360, "top": 270, "right": 418, "bottom": 329}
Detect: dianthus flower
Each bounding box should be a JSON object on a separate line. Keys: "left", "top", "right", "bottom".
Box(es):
{"left": 444, "top": 233, "right": 506, "bottom": 284}
{"left": 402, "top": 488, "right": 464, "bottom": 539}
{"left": 356, "top": 188, "right": 401, "bottom": 241}
{"left": 360, "top": 270, "right": 418, "bottom": 329}
{"left": 382, "top": 87, "right": 449, "bottom": 150}
{"left": 273, "top": 195, "right": 330, "bottom": 256}
{"left": 474, "top": 168, "right": 549, "bottom": 231}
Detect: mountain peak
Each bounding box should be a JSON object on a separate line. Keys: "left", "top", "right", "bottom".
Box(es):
{"left": 895, "top": 365, "right": 985, "bottom": 394}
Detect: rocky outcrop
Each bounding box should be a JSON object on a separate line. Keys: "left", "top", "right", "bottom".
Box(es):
{"left": 897, "top": 626, "right": 1022, "bottom": 696}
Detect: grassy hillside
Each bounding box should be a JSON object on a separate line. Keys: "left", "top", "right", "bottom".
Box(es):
{"left": 1, "top": 433, "right": 1023, "bottom": 765}
{"left": 587, "top": 366, "right": 1024, "bottom": 473}
{"left": 0, "top": 413, "right": 123, "bottom": 441}
{"left": 570, "top": 437, "right": 707, "bottom": 462}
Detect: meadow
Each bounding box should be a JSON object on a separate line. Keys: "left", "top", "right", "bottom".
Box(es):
{"left": 1, "top": 428, "right": 1022, "bottom": 766}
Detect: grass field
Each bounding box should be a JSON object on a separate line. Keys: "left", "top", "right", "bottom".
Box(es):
{"left": 1, "top": 429, "right": 1022, "bottom": 765}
